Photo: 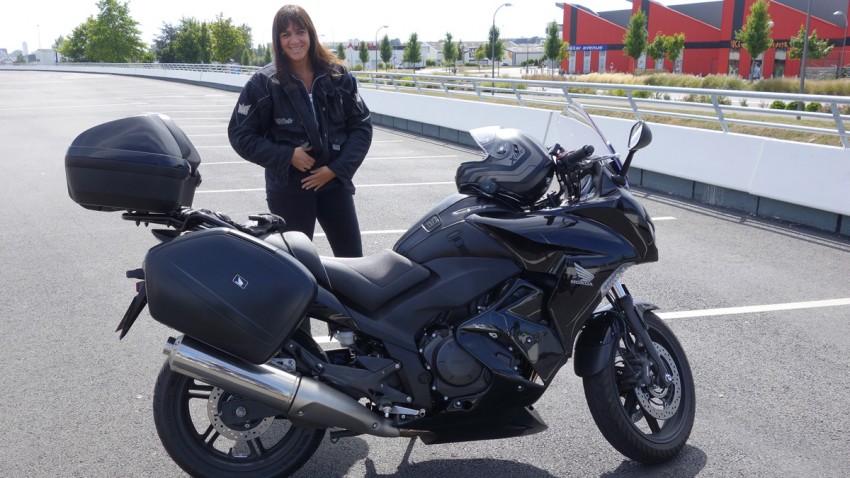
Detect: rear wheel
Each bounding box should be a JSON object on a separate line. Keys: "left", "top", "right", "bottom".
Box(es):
{"left": 152, "top": 360, "right": 324, "bottom": 477}
{"left": 583, "top": 311, "right": 695, "bottom": 464}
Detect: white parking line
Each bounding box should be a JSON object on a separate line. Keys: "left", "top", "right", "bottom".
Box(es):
{"left": 309, "top": 298, "right": 850, "bottom": 343}
{"left": 196, "top": 182, "right": 455, "bottom": 193}
{"left": 315, "top": 230, "right": 407, "bottom": 238}
{"left": 657, "top": 298, "right": 850, "bottom": 319}
{"left": 368, "top": 155, "right": 458, "bottom": 160}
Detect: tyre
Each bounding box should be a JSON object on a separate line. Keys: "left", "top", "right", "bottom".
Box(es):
{"left": 582, "top": 311, "right": 695, "bottom": 464}
{"left": 152, "top": 358, "right": 325, "bottom": 477}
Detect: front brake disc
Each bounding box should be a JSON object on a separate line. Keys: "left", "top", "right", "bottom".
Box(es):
{"left": 634, "top": 343, "right": 681, "bottom": 420}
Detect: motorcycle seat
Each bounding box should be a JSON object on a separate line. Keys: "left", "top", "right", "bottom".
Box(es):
{"left": 279, "top": 231, "right": 430, "bottom": 312}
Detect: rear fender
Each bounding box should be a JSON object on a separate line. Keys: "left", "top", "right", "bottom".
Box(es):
{"left": 573, "top": 300, "right": 658, "bottom": 377}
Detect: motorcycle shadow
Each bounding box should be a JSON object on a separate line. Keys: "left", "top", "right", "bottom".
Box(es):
{"left": 601, "top": 445, "right": 708, "bottom": 478}
{"left": 294, "top": 437, "right": 707, "bottom": 477}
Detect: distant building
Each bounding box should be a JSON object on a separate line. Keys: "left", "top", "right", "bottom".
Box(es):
{"left": 557, "top": 0, "right": 850, "bottom": 78}
{"left": 35, "top": 49, "right": 57, "bottom": 64}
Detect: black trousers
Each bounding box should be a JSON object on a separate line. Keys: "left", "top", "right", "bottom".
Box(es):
{"left": 266, "top": 180, "right": 363, "bottom": 258}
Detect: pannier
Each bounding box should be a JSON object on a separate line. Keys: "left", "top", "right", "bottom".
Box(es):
{"left": 144, "top": 228, "right": 317, "bottom": 364}
{"left": 65, "top": 114, "right": 201, "bottom": 212}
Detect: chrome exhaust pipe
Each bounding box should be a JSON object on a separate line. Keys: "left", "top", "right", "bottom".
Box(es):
{"left": 162, "top": 335, "right": 399, "bottom": 438}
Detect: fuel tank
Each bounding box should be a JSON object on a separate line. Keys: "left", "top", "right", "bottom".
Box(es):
{"left": 393, "top": 194, "right": 515, "bottom": 263}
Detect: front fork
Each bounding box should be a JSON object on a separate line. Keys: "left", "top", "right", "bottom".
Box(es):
{"left": 611, "top": 281, "right": 672, "bottom": 388}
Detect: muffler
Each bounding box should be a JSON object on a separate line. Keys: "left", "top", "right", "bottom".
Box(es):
{"left": 162, "top": 335, "right": 399, "bottom": 438}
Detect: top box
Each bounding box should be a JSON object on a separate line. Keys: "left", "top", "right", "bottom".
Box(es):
{"left": 65, "top": 114, "right": 202, "bottom": 213}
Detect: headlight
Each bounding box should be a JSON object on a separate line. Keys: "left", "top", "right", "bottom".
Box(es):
{"left": 599, "top": 263, "right": 633, "bottom": 297}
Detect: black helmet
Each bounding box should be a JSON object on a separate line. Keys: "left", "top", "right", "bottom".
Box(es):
{"left": 456, "top": 126, "right": 554, "bottom": 207}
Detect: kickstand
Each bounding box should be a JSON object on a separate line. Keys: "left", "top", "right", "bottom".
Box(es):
{"left": 397, "top": 437, "right": 417, "bottom": 470}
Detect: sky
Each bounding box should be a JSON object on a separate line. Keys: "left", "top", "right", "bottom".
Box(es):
{"left": 1, "top": 0, "right": 711, "bottom": 53}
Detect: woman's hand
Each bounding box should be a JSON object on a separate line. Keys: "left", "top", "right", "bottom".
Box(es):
{"left": 301, "top": 166, "right": 336, "bottom": 191}
{"left": 291, "top": 144, "right": 315, "bottom": 172}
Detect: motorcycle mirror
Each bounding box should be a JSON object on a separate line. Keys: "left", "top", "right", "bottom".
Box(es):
{"left": 614, "top": 122, "right": 652, "bottom": 185}
{"left": 627, "top": 121, "right": 652, "bottom": 152}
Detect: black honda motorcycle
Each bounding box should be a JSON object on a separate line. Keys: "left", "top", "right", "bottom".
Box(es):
{"left": 65, "top": 102, "right": 695, "bottom": 477}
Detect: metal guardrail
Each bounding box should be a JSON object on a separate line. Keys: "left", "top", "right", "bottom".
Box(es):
{"left": 5, "top": 62, "right": 848, "bottom": 147}
{"left": 353, "top": 71, "right": 850, "bottom": 148}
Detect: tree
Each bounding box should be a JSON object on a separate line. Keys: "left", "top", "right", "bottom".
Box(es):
{"left": 457, "top": 41, "right": 465, "bottom": 66}
{"left": 665, "top": 33, "right": 686, "bottom": 71}
{"left": 443, "top": 33, "right": 455, "bottom": 72}
{"left": 403, "top": 33, "right": 421, "bottom": 69}
{"left": 735, "top": 0, "right": 772, "bottom": 79}
{"left": 623, "top": 10, "right": 648, "bottom": 69}
{"left": 209, "top": 13, "right": 245, "bottom": 63}
{"left": 646, "top": 31, "right": 666, "bottom": 68}
{"left": 543, "top": 21, "right": 567, "bottom": 75}
{"left": 358, "top": 41, "right": 369, "bottom": 68}
{"left": 789, "top": 25, "right": 834, "bottom": 60}
{"left": 155, "top": 18, "right": 210, "bottom": 64}
{"left": 380, "top": 35, "right": 393, "bottom": 70}
{"left": 474, "top": 44, "right": 488, "bottom": 65}
{"left": 237, "top": 24, "right": 252, "bottom": 64}
{"left": 336, "top": 43, "right": 346, "bottom": 61}
{"left": 85, "top": 0, "right": 148, "bottom": 62}
{"left": 58, "top": 18, "right": 94, "bottom": 62}
{"left": 153, "top": 22, "right": 180, "bottom": 63}
{"left": 263, "top": 43, "right": 272, "bottom": 64}
{"left": 199, "top": 22, "right": 212, "bottom": 63}
{"left": 486, "top": 25, "right": 506, "bottom": 70}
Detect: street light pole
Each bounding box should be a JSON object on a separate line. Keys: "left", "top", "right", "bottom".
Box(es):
{"left": 491, "top": 3, "right": 512, "bottom": 82}
{"left": 835, "top": 11, "right": 848, "bottom": 79}
{"left": 798, "top": 0, "right": 812, "bottom": 116}
{"left": 375, "top": 25, "right": 388, "bottom": 71}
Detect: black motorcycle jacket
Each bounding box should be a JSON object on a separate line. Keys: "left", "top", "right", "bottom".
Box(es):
{"left": 228, "top": 63, "right": 372, "bottom": 193}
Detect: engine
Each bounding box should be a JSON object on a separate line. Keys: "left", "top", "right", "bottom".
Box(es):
{"left": 419, "top": 328, "right": 498, "bottom": 411}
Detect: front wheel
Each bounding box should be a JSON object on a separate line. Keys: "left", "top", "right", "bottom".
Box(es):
{"left": 583, "top": 311, "right": 695, "bottom": 464}
{"left": 152, "top": 361, "right": 325, "bottom": 477}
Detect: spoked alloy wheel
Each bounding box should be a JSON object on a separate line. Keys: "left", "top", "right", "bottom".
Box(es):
{"left": 153, "top": 362, "right": 325, "bottom": 477}
{"left": 583, "top": 311, "right": 695, "bottom": 464}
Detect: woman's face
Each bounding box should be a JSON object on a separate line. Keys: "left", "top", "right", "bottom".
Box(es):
{"left": 279, "top": 21, "right": 310, "bottom": 65}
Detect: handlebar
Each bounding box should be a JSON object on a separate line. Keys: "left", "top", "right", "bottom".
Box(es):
{"left": 560, "top": 145, "right": 595, "bottom": 167}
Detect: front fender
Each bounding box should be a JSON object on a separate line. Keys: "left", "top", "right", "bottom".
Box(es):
{"left": 573, "top": 300, "right": 658, "bottom": 377}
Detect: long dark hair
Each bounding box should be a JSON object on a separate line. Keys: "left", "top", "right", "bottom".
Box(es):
{"left": 272, "top": 5, "right": 343, "bottom": 83}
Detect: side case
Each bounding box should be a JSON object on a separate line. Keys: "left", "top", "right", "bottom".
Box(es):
{"left": 144, "top": 228, "right": 317, "bottom": 364}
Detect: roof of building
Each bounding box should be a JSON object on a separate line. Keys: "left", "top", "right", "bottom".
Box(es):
{"left": 669, "top": 1, "right": 724, "bottom": 28}
{"left": 776, "top": 0, "right": 847, "bottom": 24}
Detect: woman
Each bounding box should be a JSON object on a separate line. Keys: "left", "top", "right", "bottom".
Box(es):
{"left": 228, "top": 4, "right": 372, "bottom": 257}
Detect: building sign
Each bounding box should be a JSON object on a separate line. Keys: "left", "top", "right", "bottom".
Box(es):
{"left": 731, "top": 40, "right": 790, "bottom": 49}
{"left": 568, "top": 44, "right": 608, "bottom": 51}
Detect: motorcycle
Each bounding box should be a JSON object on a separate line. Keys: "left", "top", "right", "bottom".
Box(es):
{"left": 65, "top": 102, "right": 695, "bottom": 477}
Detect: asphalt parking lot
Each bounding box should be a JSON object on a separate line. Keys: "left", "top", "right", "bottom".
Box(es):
{"left": 1, "top": 70, "right": 849, "bottom": 477}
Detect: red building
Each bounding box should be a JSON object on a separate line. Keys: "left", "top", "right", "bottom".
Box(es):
{"left": 557, "top": 0, "right": 850, "bottom": 79}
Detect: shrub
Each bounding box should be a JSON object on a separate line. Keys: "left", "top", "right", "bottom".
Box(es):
{"left": 609, "top": 89, "right": 651, "bottom": 98}
{"left": 700, "top": 75, "right": 725, "bottom": 90}
{"left": 683, "top": 94, "right": 731, "bottom": 105}
{"left": 769, "top": 100, "right": 786, "bottom": 109}
{"left": 805, "top": 102, "right": 822, "bottom": 112}
{"left": 785, "top": 101, "right": 804, "bottom": 110}
{"left": 754, "top": 78, "right": 798, "bottom": 93}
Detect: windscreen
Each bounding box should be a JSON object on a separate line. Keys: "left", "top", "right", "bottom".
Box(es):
{"left": 553, "top": 102, "right": 617, "bottom": 157}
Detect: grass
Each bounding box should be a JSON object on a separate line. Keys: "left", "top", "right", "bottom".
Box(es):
{"left": 359, "top": 70, "right": 849, "bottom": 147}
{"left": 520, "top": 71, "right": 850, "bottom": 96}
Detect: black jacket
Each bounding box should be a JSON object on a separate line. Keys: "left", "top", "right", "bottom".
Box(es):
{"left": 228, "top": 63, "right": 372, "bottom": 193}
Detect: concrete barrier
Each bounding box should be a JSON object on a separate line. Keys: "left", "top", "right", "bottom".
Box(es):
{"left": 361, "top": 88, "right": 849, "bottom": 236}
{"left": 5, "top": 65, "right": 847, "bottom": 235}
